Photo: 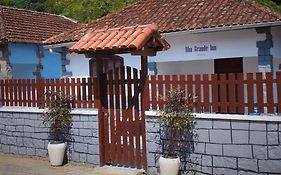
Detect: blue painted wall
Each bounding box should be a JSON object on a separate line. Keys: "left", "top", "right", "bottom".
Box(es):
{"left": 42, "top": 47, "right": 62, "bottom": 78}
{"left": 8, "top": 43, "right": 61, "bottom": 79}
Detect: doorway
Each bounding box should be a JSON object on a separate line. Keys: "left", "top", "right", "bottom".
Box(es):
{"left": 214, "top": 58, "right": 243, "bottom": 113}
{"left": 214, "top": 58, "right": 243, "bottom": 74}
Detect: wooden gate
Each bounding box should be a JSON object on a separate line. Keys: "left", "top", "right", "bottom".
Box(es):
{"left": 100, "top": 66, "right": 147, "bottom": 169}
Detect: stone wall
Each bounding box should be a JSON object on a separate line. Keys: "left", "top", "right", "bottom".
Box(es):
{"left": 0, "top": 109, "right": 100, "bottom": 165}
{"left": 146, "top": 115, "right": 281, "bottom": 175}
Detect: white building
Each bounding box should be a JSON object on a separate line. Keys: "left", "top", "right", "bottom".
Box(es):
{"left": 44, "top": 0, "right": 281, "bottom": 77}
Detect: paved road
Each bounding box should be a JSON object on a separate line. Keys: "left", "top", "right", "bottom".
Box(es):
{"left": 0, "top": 153, "right": 145, "bottom": 175}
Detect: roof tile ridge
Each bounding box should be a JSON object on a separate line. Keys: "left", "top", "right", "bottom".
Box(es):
{"left": 0, "top": 5, "right": 78, "bottom": 23}
{"left": 241, "top": 0, "right": 281, "bottom": 20}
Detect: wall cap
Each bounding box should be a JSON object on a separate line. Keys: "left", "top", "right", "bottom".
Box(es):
{"left": 145, "top": 110, "right": 281, "bottom": 122}
{"left": 0, "top": 106, "right": 98, "bottom": 115}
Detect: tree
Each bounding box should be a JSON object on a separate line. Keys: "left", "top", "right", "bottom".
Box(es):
{"left": 0, "top": 0, "right": 48, "bottom": 12}
{"left": 0, "top": 0, "right": 280, "bottom": 23}
{"left": 46, "top": 0, "right": 136, "bottom": 23}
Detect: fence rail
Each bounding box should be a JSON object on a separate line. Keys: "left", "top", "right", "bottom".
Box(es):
{"left": 146, "top": 72, "right": 281, "bottom": 114}
{"left": 1, "top": 72, "right": 281, "bottom": 114}
{"left": 0, "top": 77, "right": 98, "bottom": 108}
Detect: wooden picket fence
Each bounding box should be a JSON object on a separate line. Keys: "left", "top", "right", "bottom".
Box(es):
{"left": 0, "top": 77, "right": 98, "bottom": 108}
{"left": 0, "top": 72, "right": 281, "bottom": 114}
{"left": 146, "top": 72, "right": 281, "bottom": 114}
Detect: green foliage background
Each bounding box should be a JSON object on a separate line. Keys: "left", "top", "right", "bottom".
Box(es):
{"left": 0, "top": 0, "right": 280, "bottom": 23}
{"left": 0, "top": 0, "right": 135, "bottom": 23}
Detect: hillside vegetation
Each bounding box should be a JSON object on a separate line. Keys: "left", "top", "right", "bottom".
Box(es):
{"left": 0, "top": 0, "right": 280, "bottom": 23}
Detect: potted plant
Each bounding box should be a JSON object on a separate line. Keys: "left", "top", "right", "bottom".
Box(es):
{"left": 42, "top": 91, "right": 72, "bottom": 166}
{"left": 158, "top": 89, "right": 196, "bottom": 175}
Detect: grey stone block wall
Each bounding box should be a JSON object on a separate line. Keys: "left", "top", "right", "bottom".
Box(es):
{"left": 0, "top": 111, "right": 100, "bottom": 165}
{"left": 146, "top": 116, "right": 281, "bottom": 175}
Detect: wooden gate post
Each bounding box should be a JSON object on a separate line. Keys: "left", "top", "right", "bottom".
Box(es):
{"left": 95, "top": 57, "right": 106, "bottom": 166}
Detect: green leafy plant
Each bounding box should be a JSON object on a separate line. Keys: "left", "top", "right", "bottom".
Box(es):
{"left": 42, "top": 91, "right": 72, "bottom": 142}
{"left": 158, "top": 89, "right": 196, "bottom": 157}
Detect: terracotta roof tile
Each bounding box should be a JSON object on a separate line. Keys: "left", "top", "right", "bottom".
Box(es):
{"left": 0, "top": 6, "right": 79, "bottom": 44}
{"left": 45, "top": 0, "right": 281, "bottom": 45}
{"left": 69, "top": 24, "right": 170, "bottom": 54}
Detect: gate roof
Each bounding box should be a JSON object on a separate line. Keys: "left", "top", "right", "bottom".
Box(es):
{"left": 69, "top": 24, "right": 170, "bottom": 55}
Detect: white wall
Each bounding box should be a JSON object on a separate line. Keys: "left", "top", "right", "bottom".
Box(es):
{"left": 243, "top": 57, "right": 258, "bottom": 73}
{"left": 150, "top": 28, "right": 265, "bottom": 63}
{"left": 66, "top": 53, "right": 90, "bottom": 77}
{"left": 65, "top": 27, "right": 281, "bottom": 76}
{"left": 157, "top": 60, "right": 214, "bottom": 75}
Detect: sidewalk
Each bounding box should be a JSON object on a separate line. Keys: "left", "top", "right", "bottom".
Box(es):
{"left": 0, "top": 153, "right": 145, "bottom": 175}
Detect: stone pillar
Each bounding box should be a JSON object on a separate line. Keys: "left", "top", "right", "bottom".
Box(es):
{"left": 0, "top": 44, "right": 12, "bottom": 79}
{"left": 256, "top": 27, "right": 273, "bottom": 73}
{"left": 33, "top": 45, "right": 44, "bottom": 78}
{"left": 61, "top": 47, "right": 72, "bottom": 77}
{"left": 256, "top": 27, "right": 274, "bottom": 113}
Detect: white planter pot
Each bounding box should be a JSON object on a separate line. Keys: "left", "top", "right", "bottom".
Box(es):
{"left": 47, "top": 142, "right": 66, "bottom": 166}
{"left": 159, "top": 156, "right": 181, "bottom": 175}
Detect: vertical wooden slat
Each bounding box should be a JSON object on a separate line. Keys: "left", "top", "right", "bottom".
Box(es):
{"left": 237, "top": 73, "right": 245, "bottom": 114}
{"left": 81, "top": 78, "right": 87, "bottom": 108}
{"left": 133, "top": 68, "right": 141, "bottom": 168}
{"left": 120, "top": 67, "right": 128, "bottom": 164}
{"left": 71, "top": 78, "right": 76, "bottom": 108}
{"left": 150, "top": 75, "right": 157, "bottom": 110}
{"left": 247, "top": 73, "right": 254, "bottom": 113}
{"left": 172, "top": 75, "right": 178, "bottom": 90}
{"left": 195, "top": 74, "right": 201, "bottom": 112}
{"left": 18, "top": 80, "right": 22, "bottom": 106}
{"left": 8, "top": 79, "right": 13, "bottom": 106}
{"left": 3, "top": 80, "right": 7, "bottom": 106}
{"left": 220, "top": 74, "right": 227, "bottom": 113}
{"left": 87, "top": 77, "right": 93, "bottom": 108}
{"left": 45, "top": 79, "right": 50, "bottom": 106}
{"left": 14, "top": 80, "right": 18, "bottom": 106}
{"left": 108, "top": 70, "right": 116, "bottom": 163}
{"left": 228, "top": 73, "right": 236, "bottom": 113}
{"left": 203, "top": 74, "right": 210, "bottom": 112}
{"left": 211, "top": 74, "right": 218, "bottom": 113}
{"left": 0, "top": 80, "right": 4, "bottom": 106}
{"left": 256, "top": 73, "right": 264, "bottom": 113}
{"left": 27, "top": 79, "right": 31, "bottom": 107}
{"left": 127, "top": 67, "right": 135, "bottom": 167}
{"left": 76, "top": 78, "right": 81, "bottom": 108}
{"left": 55, "top": 79, "right": 60, "bottom": 92}
{"left": 65, "top": 78, "right": 70, "bottom": 97}
{"left": 33, "top": 79, "right": 38, "bottom": 107}
{"left": 115, "top": 68, "right": 122, "bottom": 164}
{"left": 158, "top": 75, "right": 164, "bottom": 109}
{"left": 265, "top": 73, "right": 274, "bottom": 113}
{"left": 140, "top": 56, "right": 148, "bottom": 170}
{"left": 164, "top": 75, "right": 171, "bottom": 105}
{"left": 179, "top": 75, "right": 185, "bottom": 90}
{"left": 22, "top": 80, "right": 27, "bottom": 106}
{"left": 92, "top": 77, "right": 97, "bottom": 108}
{"left": 103, "top": 73, "right": 110, "bottom": 165}
{"left": 50, "top": 79, "right": 55, "bottom": 104}
{"left": 187, "top": 75, "right": 194, "bottom": 111}
{"left": 277, "top": 72, "right": 281, "bottom": 113}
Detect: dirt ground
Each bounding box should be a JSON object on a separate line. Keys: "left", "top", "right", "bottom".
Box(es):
{"left": 0, "top": 153, "right": 145, "bottom": 175}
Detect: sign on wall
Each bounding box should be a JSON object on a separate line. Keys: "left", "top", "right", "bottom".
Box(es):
{"left": 185, "top": 42, "right": 217, "bottom": 55}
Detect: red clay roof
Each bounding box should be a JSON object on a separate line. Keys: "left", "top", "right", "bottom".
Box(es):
{"left": 69, "top": 24, "right": 170, "bottom": 54}
{"left": 44, "top": 0, "right": 281, "bottom": 45}
{"left": 0, "top": 6, "right": 79, "bottom": 44}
